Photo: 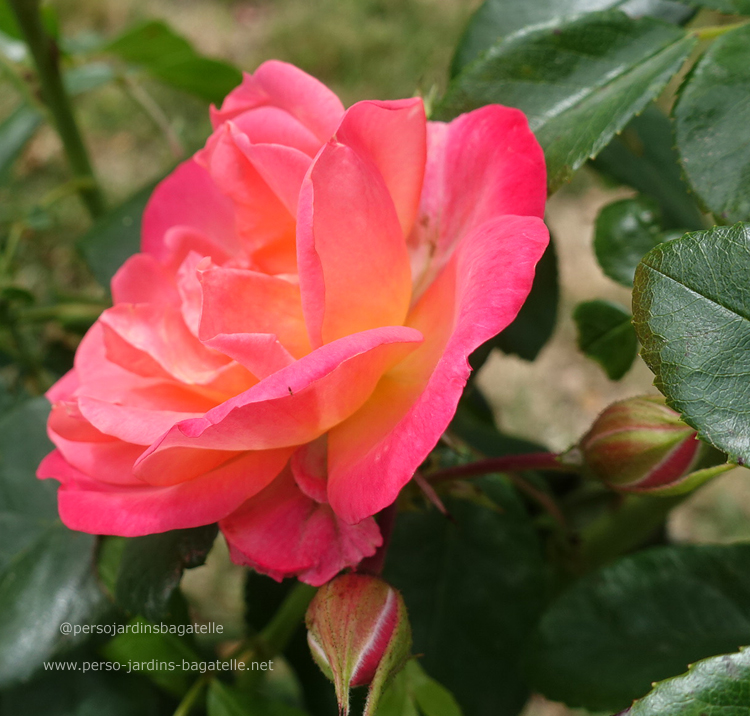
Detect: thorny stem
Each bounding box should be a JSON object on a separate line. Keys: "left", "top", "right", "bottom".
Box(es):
{"left": 7, "top": 0, "right": 106, "bottom": 218}
{"left": 427, "top": 452, "right": 576, "bottom": 483}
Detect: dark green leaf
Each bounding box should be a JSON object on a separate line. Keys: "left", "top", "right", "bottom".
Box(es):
{"left": 491, "top": 233, "right": 559, "bottom": 361}
{"left": 633, "top": 222, "right": 750, "bottom": 464}
{"left": 594, "top": 196, "right": 666, "bottom": 286}
{"left": 525, "top": 544, "right": 750, "bottom": 711}
{"left": 0, "top": 652, "right": 162, "bottom": 716}
{"left": 674, "top": 23, "right": 750, "bottom": 223}
{"left": 207, "top": 680, "right": 309, "bottom": 716}
{"left": 438, "top": 12, "right": 697, "bottom": 192}
{"left": 451, "top": 0, "right": 694, "bottom": 76}
{"left": 384, "top": 476, "right": 550, "bottom": 716}
{"left": 624, "top": 646, "right": 750, "bottom": 716}
{"left": 114, "top": 525, "right": 217, "bottom": 621}
{"left": 78, "top": 180, "right": 157, "bottom": 287}
{"left": 0, "top": 399, "right": 105, "bottom": 687}
{"left": 105, "top": 20, "right": 241, "bottom": 104}
{"left": 102, "top": 617, "right": 200, "bottom": 697}
{"left": 573, "top": 300, "right": 638, "bottom": 379}
{"left": 0, "top": 105, "right": 43, "bottom": 181}
{"left": 592, "top": 104, "right": 705, "bottom": 230}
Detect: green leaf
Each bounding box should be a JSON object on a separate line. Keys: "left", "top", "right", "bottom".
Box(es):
{"left": 114, "top": 525, "right": 218, "bottom": 621}
{"left": 0, "top": 652, "right": 161, "bottom": 716}
{"left": 592, "top": 105, "right": 705, "bottom": 231}
{"left": 0, "top": 399, "right": 105, "bottom": 687}
{"left": 624, "top": 646, "right": 750, "bottom": 716}
{"left": 594, "top": 196, "right": 666, "bottom": 286}
{"left": 438, "top": 12, "right": 697, "bottom": 192}
{"left": 451, "top": 0, "right": 695, "bottom": 76}
{"left": 0, "top": 105, "right": 43, "bottom": 181}
{"left": 78, "top": 180, "right": 158, "bottom": 287}
{"left": 488, "top": 233, "right": 559, "bottom": 362}
{"left": 102, "top": 617, "right": 200, "bottom": 697}
{"left": 207, "top": 680, "right": 309, "bottom": 716}
{"left": 104, "top": 20, "right": 242, "bottom": 104}
{"left": 384, "top": 476, "right": 550, "bottom": 716}
{"left": 573, "top": 300, "right": 638, "bottom": 379}
{"left": 674, "top": 24, "right": 750, "bottom": 223}
{"left": 525, "top": 544, "right": 750, "bottom": 711}
{"left": 378, "top": 661, "right": 463, "bottom": 716}
{"left": 633, "top": 222, "right": 750, "bottom": 464}
{"left": 0, "top": 0, "right": 20, "bottom": 38}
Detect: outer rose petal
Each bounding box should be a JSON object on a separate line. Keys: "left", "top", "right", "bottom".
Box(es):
{"left": 211, "top": 60, "right": 345, "bottom": 142}
{"left": 39, "top": 447, "right": 293, "bottom": 536}
{"left": 142, "top": 159, "right": 239, "bottom": 262}
{"left": 328, "top": 215, "right": 549, "bottom": 524}
{"left": 220, "top": 467, "right": 381, "bottom": 586}
{"left": 410, "top": 106, "right": 546, "bottom": 295}
{"left": 297, "top": 141, "right": 412, "bottom": 347}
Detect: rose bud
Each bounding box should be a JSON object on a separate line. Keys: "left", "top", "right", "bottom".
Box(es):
{"left": 306, "top": 573, "right": 411, "bottom": 716}
{"left": 577, "top": 395, "right": 727, "bottom": 494}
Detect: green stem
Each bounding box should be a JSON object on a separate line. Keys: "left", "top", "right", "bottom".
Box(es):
{"left": 692, "top": 20, "right": 749, "bottom": 41}
{"left": 7, "top": 0, "right": 105, "bottom": 218}
{"left": 259, "top": 582, "right": 317, "bottom": 657}
{"left": 172, "top": 674, "right": 209, "bottom": 716}
{"left": 579, "top": 494, "right": 686, "bottom": 571}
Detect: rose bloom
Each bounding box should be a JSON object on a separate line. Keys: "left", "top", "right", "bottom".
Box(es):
{"left": 39, "top": 62, "right": 547, "bottom": 585}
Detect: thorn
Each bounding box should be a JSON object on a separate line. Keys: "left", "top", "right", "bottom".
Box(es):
{"left": 413, "top": 471, "right": 451, "bottom": 519}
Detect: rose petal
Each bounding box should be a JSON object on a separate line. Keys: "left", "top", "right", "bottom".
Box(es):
{"left": 211, "top": 61, "right": 345, "bottom": 142}
{"left": 142, "top": 159, "right": 239, "bottom": 262}
{"left": 199, "top": 265, "right": 311, "bottom": 359}
{"left": 134, "top": 327, "right": 423, "bottom": 473}
{"left": 335, "top": 99, "right": 426, "bottom": 237}
{"left": 328, "top": 215, "right": 549, "bottom": 523}
{"left": 230, "top": 105, "right": 321, "bottom": 156}
{"left": 410, "top": 106, "right": 546, "bottom": 296}
{"left": 197, "top": 124, "right": 296, "bottom": 267}
{"left": 291, "top": 435, "right": 328, "bottom": 503}
{"left": 297, "top": 141, "right": 413, "bottom": 346}
{"left": 39, "top": 447, "right": 292, "bottom": 536}
{"left": 221, "top": 467, "right": 381, "bottom": 586}
{"left": 111, "top": 253, "right": 178, "bottom": 306}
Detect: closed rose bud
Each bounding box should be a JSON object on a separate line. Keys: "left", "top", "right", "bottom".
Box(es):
{"left": 306, "top": 573, "right": 411, "bottom": 716}
{"left": 578, "top": 395, "right": 702, "bottom": 493}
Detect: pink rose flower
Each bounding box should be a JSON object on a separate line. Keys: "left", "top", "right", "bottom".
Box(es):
{"left": 38, "top": 61, "right": 548, "bottom": 585}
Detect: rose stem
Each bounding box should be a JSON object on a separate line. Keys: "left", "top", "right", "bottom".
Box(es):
{"left": 7, "top": 0, "right": 106, "bottom": 218}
